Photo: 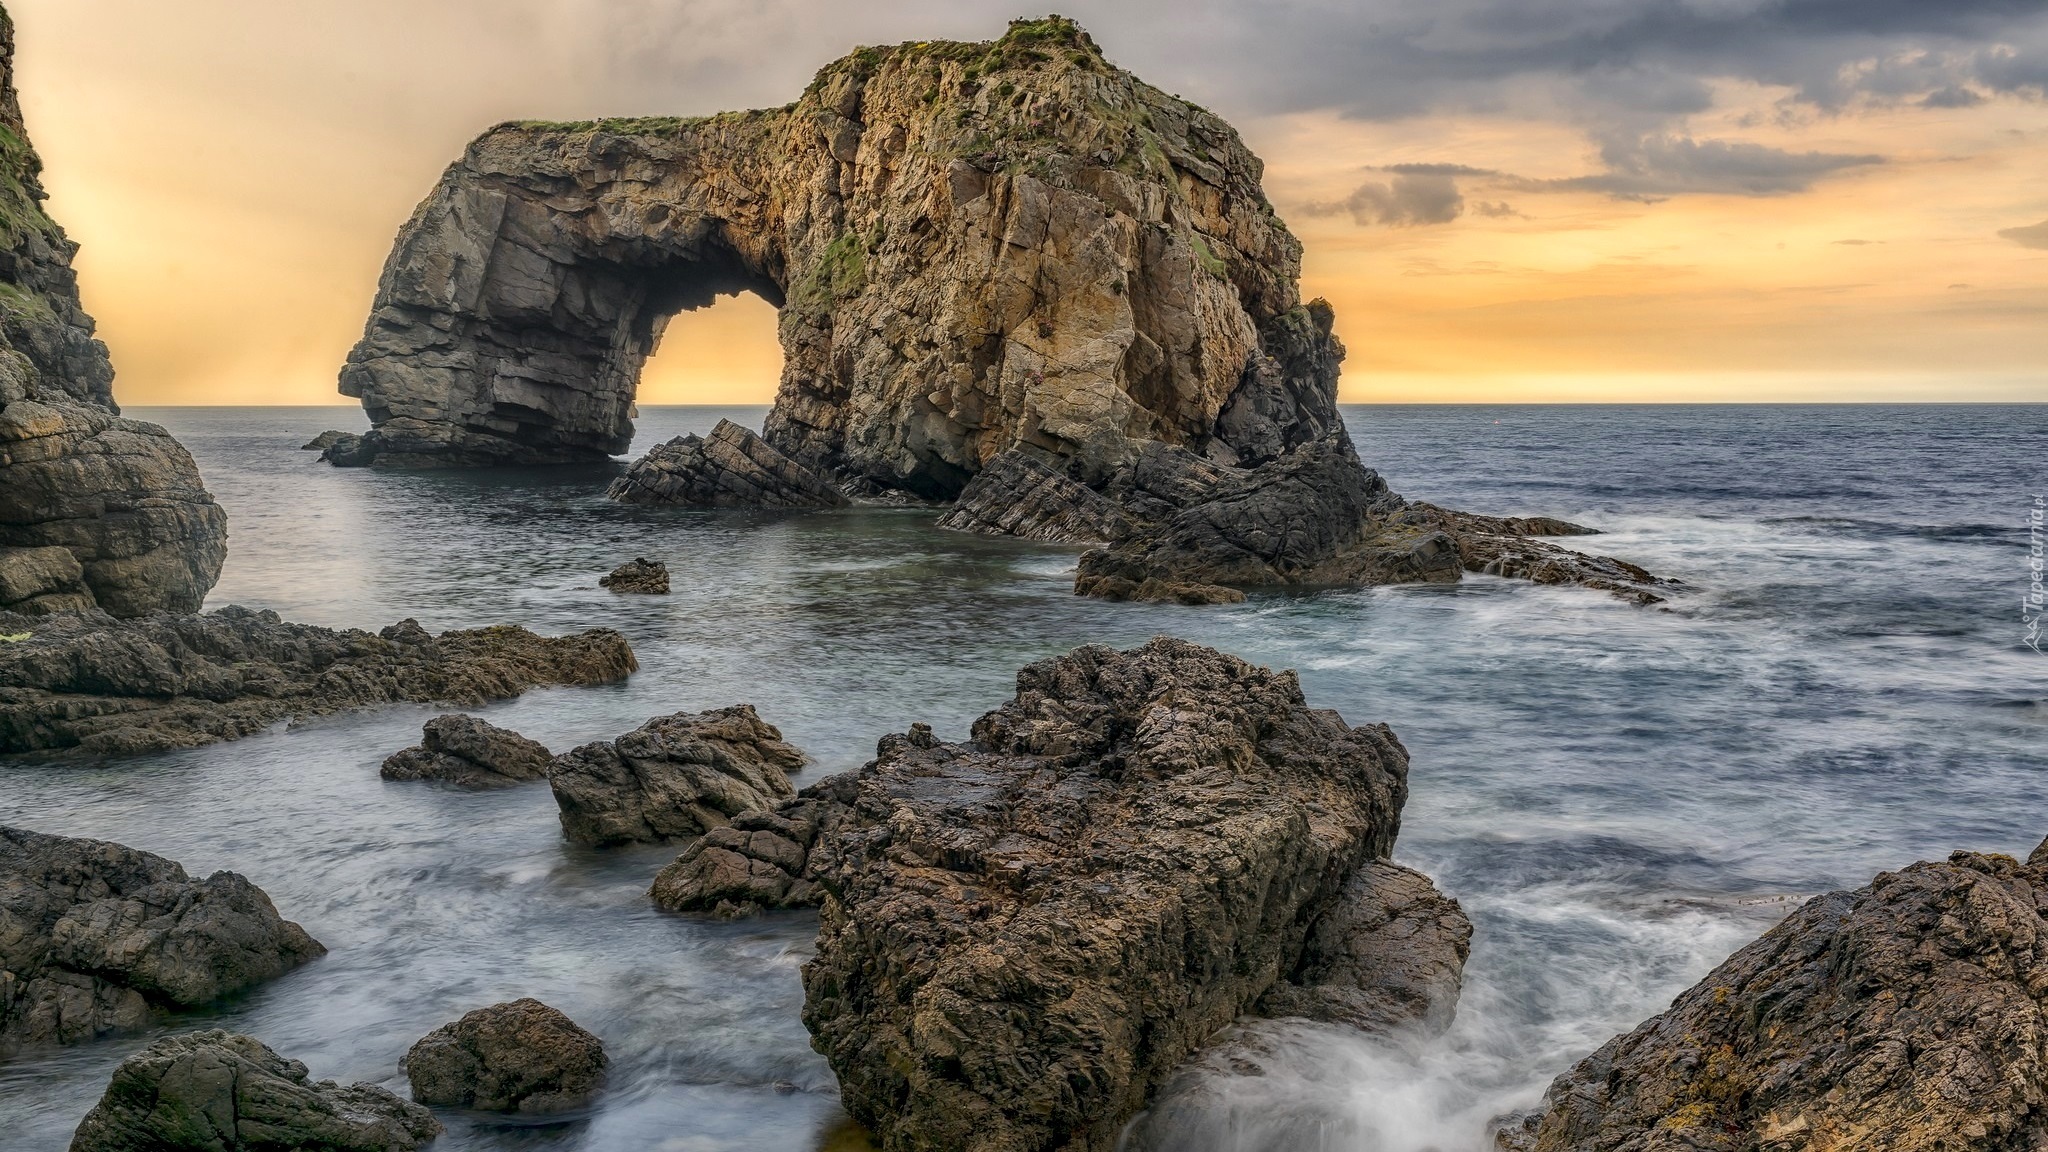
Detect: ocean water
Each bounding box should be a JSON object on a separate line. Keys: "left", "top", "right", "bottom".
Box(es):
{"left": 3, "top": 403, "right": 2043, "bottom": 1151}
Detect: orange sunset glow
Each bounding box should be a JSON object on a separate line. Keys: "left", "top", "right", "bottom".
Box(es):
{"left": 10, "top": 0, "right": 2047, "bottom": 406}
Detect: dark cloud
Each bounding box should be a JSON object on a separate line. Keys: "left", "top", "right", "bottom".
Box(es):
{"left": 1549, "top": 134, "right": 1884, "bottom": 200}
{"left": 1923, "top": 84, "right": 1988, "bottom": 107}
{"left": 1307, "top": 172, "right": 1467, "bottom": 226}
{"left": 1998, "top": 219, "right": 2048, "bottom": 249}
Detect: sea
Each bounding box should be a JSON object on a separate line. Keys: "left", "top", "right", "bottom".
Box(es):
{"left": 3, "top": 403, "right": 2043, "bottom": 1151}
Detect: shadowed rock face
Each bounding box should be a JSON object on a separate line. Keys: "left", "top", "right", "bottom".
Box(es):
{"left": 69, "top": 1030, "right": 440, "bottom": 1152}
{"left": 333, "top": 18, "right": 1338, "bottom": 491}
{"left": 1496, "top": 848, "right": 2048, "bottom": 1152}
{"left": 660, "top": 638, "right": 1465, "bottom": 1152}
{"left": 0, "top": 8, "right": 225, "bottom": 617}
{"left": 0, "top": 826, "right": 325, "bottom": 1050}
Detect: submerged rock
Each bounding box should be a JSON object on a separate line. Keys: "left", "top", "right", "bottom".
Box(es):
{"left": 660, "top": 638, "right": 1443, "bottom": 1151}
{"left": 380, "top": 713, "right": 552, "bottom": 789}
{"left": 299, "top": 429, "right": 352, "bottom": 451}
{"left": 0, "top": 15, "right": 226, "bottom": 619}
{"left": 599, "top": 557, "right": 670, "bottom": 594}
{"left": 0, "top": 826, "right": 324, "bottom": 1050}
{"left": 548, "top": 705, "right": 804, "bottom": 846}
{"left": 68, "top": 1029, "right": 440, "bottom": 1152}
{"left": 608, "top": 421, "right": 849, "bottom": 509}
{"left": 404, "top": 997, "right": 608, "bottom": 1114}
{"left": 0, "top": 606, "right": 636, "bottom": 757}
{"left": 1497, "top": 848, "right": 2048, "bottom": 1152}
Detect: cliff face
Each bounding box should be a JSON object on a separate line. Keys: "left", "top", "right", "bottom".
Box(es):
{"left": 335, "top": 17, "right": 1342, "bottom": 491}
{"left": 0, "top": 5, "right": 225, "bottom": 615}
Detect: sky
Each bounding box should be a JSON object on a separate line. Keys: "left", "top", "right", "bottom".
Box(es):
{"left": 11, "top": 0, "right": 2048, "bottom": 406}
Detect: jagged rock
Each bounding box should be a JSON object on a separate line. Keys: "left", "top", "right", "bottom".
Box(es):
{"left": 0, "top": 826, "right": 324, "bottom": 1050}
{"left": 608, "top": 420, "right": 849, "bottom": 509}
{"left": 299, "top": 429, "right": 352, "bottom": 451}
{"left": 548, "top": 705, "right": 804, "bottom": 846}
{"left": 599, "top": 556, "right": 670, "bottom": 593}
{"left": 649, "top": 781, "right": 854, "bottom": 917}
{"left": 770, "top": 638, "right": 1420, "bottom": 1152}
{"left": 0, "top": 14, "right": 226, "bottom": 618}
{"left": 1256, "top": 860, "right": 1472, "bottom": 1035}
{"left": 1496, "top": 849, "right": 2048, "bottom": 1152}
{"left": 1393, "top": 502, "right": 1675, "bottom": 606}
{"left": 68, "top": 1029, "right": 440, "bottom": 1152}
{"left": 403, "top": 997, "right": 608, "bottom": 1114}
{"left": 380, "top": 713, "right": 552, "bottom": 789}
{"left": 0, "top": 605, "right": 636, "bottom": 757}
{"left": 936, "top": 450, "right": 1138, "bottom": 544}
{"left": 331, "top": 18, "right": 1337, "bottom": 490}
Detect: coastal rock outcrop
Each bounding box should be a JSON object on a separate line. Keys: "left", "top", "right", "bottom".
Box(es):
{"left": 0, "top": 606, "right": 636, "bottom": 757}
{"left": 0, "top": 826, "right": 324, "bottom": 1049}
{"left": 608, "top": 421, "right": 849, "bottom": 509}
{"left": 1255, "top": 860, "right": 1472, "bottom": 1035}
{"left": 657, "top": 638, "right": 1449, "bottom": 1151}
{"left": 0, "top": 9, "right": 225, "bottom": 619}
{"left": 1496, "top": 847, "right": 2048, "bottom": 1152}
{"left": 403, "top": 998, "right": 608, "bottom": 1114}
{"left": 380, "top": 713, "right": 552, "bottom": 788}
{"left": 548, "top": 705, "right": 804, "bottom": 846}
{"left": 68, "top": 1030, "right": 441, "bottom": 1152}
{"left": 599, "top": 557, "right": 669, "bottom": 593}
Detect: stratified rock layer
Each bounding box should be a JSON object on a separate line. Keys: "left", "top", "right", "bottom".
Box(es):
{"left": 694, "top": 639, "right": 1419, "bottom": 1152}
{"left": 380, "top": 713, "right": 553, "bottom": 789}
{"left": 0, "top": 606, "right": 636, "bottom": 756}
{"left": 0, "top": 12, "right": 225, "bottom": 617}
{"left": 0, "top": 826, "right": 324, "bottom": 1050}
{"left": 548, "top": 705, "right": 804, "bottom": 846}
{"left": 68, "top": 1030, "right": 441, "bottom": 1152}
{"left": 404, "top": 998, "right": 608, "bottom": 1114}
{"left": 608, "top": 421, "right": 849, "bottom": 509}
{"left": 1498, "top": 848, "right": 2048, "bottom": 1152}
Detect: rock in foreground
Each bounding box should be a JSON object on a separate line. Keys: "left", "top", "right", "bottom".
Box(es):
{"left": 69, "top": 1030, "right": 440, "bottom": 1152}
{"left": 549, "top": 705, "right": 804, "bottom": 846}
{"left": 608, "top": 421, "right": 849, "bottom": 509}
{"left": 599, "top": 557, "right": 670, "bottom": 594}
{"left": 0, "top": 606, "right": 636, "bottom": 757}
{"left": 1255, "top": 860, "right": 1472, "bottom": 1035}
{"left": 682, "top": 638, "right": 1429, "bottom": 1152}
{"left": 380, "top": 714, "right": 552, "bottom": 789}
{"left": 1497, "top": 847, "right": 2048, "bottom": 1152}
{"left": 1, "top": 826, "right": 324, "bottom": 1049}
{"left": 404, "top": 997, "right": 608, "bottom": 1114}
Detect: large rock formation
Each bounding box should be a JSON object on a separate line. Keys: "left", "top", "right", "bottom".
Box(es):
{"left": 69, "top": 1030, "right": 441, "bottom": 1152}
{"left": 379, "top": 713, "right": 553, "bottom": 789}
{"left": 548, "top": 704, "right": 804, "bottom": 846}
{"left": 331, "top": 18, "right": 1334, "bottom": 486}
{"left": 0, "top": 826, "right": 324, "bottom": 1050}
{"left": 0, "top": 606, "right": 636, "bottom": 757}
{"left": 655, "top": 638, "right": 1470, "bottom": 1152}
{"left": 0, "top": 8, "right": 226, "bottom": 617}
{"left": 403, "top": 998, "right": 608, "bottom": 1114}
{"left": 1496, "top": 845, "right": 2048, "bottom": 1152}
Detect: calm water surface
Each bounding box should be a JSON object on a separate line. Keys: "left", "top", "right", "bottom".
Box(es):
{"left": 3, "top": 403, "right": 2043, "bottom": 1151}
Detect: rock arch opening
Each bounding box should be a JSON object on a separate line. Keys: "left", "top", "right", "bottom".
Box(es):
{"left": 635, "top": 290, "right": 785, "bottom": 412}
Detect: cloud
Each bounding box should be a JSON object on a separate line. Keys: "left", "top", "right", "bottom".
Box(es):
{"left": 1998, "top": 219, "right": 2048, "bottom": 249}
{"left": 1550, "top": 134, "right": 1885, "bottom": 200}
{"left": 1832, "top": 238, "right": 1882, "bottom": 245}
{"left": 1308, "top": 172, "right": 1468, "bottom": 226}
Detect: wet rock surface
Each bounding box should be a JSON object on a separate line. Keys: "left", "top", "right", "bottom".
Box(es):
{"left": 608, "top": 420, "right": 849, "bottom": 509}
{"left": 379, "top": 713, "right": 552, "bottom": 789}
{"left": 0, "top": 826, "right": 324, "bottom": 1050}
{"left": 0, "top": 606, "right": 636, "bottom": 757}
{"left": 403, "top": 997, "right": 608, "bottom": 1114}
{"left": 599, "top": 556, "right": 670, "bottom": 594}
{"left": 1497, "top": 849, "right": 2048, "bottom": 1152}
{"left": 936, "top": 450, "right": 1139, "bottom": 544}
{"left": 698, "top": 638, "right": 1424, "bottom": 1152}
{"left": 68, "top": 1029, "right": 441, "bottom": 1152}
{"left": 548, "top": 705, "right": 804, "bottom": 846}
{"left": 0, "top": 14, "right": 226, "bottom": 618}
{"left": 1256, "top": 860, "right": 1472, "bottom": 1035}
